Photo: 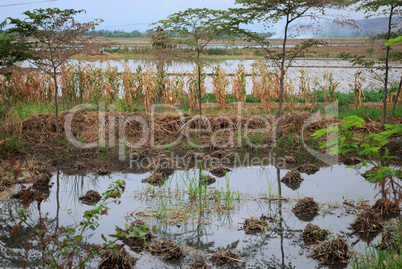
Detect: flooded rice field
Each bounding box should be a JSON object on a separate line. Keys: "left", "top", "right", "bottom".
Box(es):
{"left": 74, "top": 58, "right": 402, "bottom": 94}
{"left": 1, "top": 162, "right": 396, "bottom": 268}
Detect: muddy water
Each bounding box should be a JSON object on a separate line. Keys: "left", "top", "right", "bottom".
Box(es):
{"left": 0, "top": 164, "right": 387, "bottom": 268}
{"left": 73, "top": 58, "right": 402, "bottom": 94}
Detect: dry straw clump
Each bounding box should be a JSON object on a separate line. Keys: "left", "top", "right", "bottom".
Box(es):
{"left": 302, "top": 223, "right": 330, "bottom": 245}
{"left": 311, "top": 238, "right": 351, "bottom": 265}
{"left": 241, "top": 216, "right": 270, "bottom": 234}
{"left": 98, "top": 244, "right": 138, "bottom": 269}
{"left": 210, "top": 249, "right": 241, "bottom": 266}
{"left": 292, "top": 197, "right": 319, "bottom": 221}
{"left": 145, "top": 240, "right": 185, "bottom": 260}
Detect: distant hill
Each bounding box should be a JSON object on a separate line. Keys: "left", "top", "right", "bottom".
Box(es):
{"left": 317, "top": 16, "right": 401, "bottom": 38}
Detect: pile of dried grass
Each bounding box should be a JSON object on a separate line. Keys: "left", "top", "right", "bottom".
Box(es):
{"left": 351, "top": 209, "right": 384, "bottom": 233}
{"left": 241, "top": 216, "right": 270, "bottom": 234}
{"left": 79, "top": 190, "right": 101, "bottom": 205}
{"left": 209, "top": 166, "right": 231, "bottom": 178}
{"left": 303, "top": 223, "right": 330, "bottom": 245}
{"left": 190, "top": 257, "right": 210, "bottom": 269}
{"left": 311, "top": 238, "right": 351, "bottom": 265}
{"left": 292, "top": 197, "right": 319, "bottom": 221}
{"left": 371, "top": 198, "right": 400, "bottom": 219}
{"left": 98, "top": 244, "right": 138, "bottom": 269}
{"left": 141, "top": 172, "right": 168, "bottom": 186}
{"left": 281, "top": 170, "right": 304, "bottom": 190}
{"left": 342, "top": 156, "right": 362, "bottom": 165}
{"left": 210, "top": 249, "right": 240, "bottom": 266}
{"left": 296, "top": 164, "right": 319, "bottom": 175}
{"left": 145, "top": 240, "right": 185, "bottom": 260}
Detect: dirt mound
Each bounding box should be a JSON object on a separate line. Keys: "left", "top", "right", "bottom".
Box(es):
{"left": 98, "top": 244, "right": 138, "bottom": 269}
{"left": 303, "top": 223, "right": 330, "bottom": 245}
{"left": 241, "top": 216, "right": 270, "bottom": 234}
{"left": 79, "top": 190, "right": 101, "bottom": 205}
{"left": 311, "top": 238, "right": 351, "bottom": 265}
{"left": 145, "top": 240, "right": 185, "bottom": 260}
{"left": 210, "top": 249, "right": 240, "bottom": 266}
{"left": 292, "top": 197, "right": 319, "bottom": 221}
{"left": 371, "top": 198, "right": 400, "bottom": 219}
{"left": 296, "top": 164, "right": 319, "bottom": 175}
{"left": 209, "top": 166, "right": 231, "bottom": 178}
{"left": 141, "top": 172, "right": 168, "bottom": 186}
{"left": 342, "top": 156, "right": 362, "bottom": 165}
{"left": 190, "top": 258, "right": 210, "bottom": 269}
{"left": 114, "top": 219, "right": 153, "bottom": 247}
{"left": 281, "top": 170, "right": 304, "bottom": 190}
{"left": 351, "top": 209, "right": 384, "bottom": 233}
{"left": 200, "top": 175, "right": 216, "bottom": 185}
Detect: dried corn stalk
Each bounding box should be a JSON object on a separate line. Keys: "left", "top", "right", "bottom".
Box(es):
{"left": 212, "top": 64, "right": 229, "bottom": 110}
{"left": 251, "top": 67, "right": 261, "bottom": 98}
{"left": 143, "top": 67, "right": 157, "bottom": 112}
{"left": 353, "top": 71, "right": 365, "bottom": 108}
{"left": 187, "top": 65, "right": 206, "bottom": 112}
{"left": 232, "top": 64, "right": 246, "bottom": 106}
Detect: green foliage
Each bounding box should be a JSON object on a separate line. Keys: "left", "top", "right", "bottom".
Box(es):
{"left": 386, "top": 35, "right": 402, "bottom": 46}
{"left": 312, "top": 116, "right": 401, "bottom": 159}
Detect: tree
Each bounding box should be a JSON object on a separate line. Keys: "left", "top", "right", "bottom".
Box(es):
{"left": 355, "top": 0, "right": 402, "bottom": 130}
{"left": 6, "top": 8, "right": 104, "bottom": 133}
{"left": 229, "top": 0, "right": 350, "bottom": 138}
{"left": 155, "top": 8, "right": 233, "bottom": 120}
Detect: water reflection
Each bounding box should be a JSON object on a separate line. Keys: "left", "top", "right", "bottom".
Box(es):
{"left": 0, "top": 163, "right": 386, "bottom": 268}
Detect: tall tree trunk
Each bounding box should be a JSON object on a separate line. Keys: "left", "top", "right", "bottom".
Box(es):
{"left": 276, "top": 16, "right": 289, "bottom": 140}
{"left": 53, "top": 68, "right": 60, "bottom": 134}
{"left": 197, "top": 50, "right": 202, "bottom": 130}
{"left": 382, "top": 6, "right": 394, "bottom": 131}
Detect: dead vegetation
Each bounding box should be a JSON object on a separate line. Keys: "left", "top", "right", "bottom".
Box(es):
{"left": 141, "top": 172, "right": 169, "bottom": 186}
{"left": 351, "top": 208, "right": 384, "bottom": 233}
{"left": 311, "top": 238, "right": 351, "bottom": 265}
{"left": 5, "top": 109, "right": 339, "bottom": 149}
{"left": 281, "top": 170, "right": 304, "bottom": 190}
{"left": 371, "top": 198, "right": 400, "bottom": 219}
{"left": 190, "top": 257, "right": 210, "bottom": 269}
{"left": 209, "top": 166, "right": 231, "bottom": 178}
{"left": 342, "top": 156, "right": 362, "bottom": 165}
{"left": 241, "top": 216, "right": 270, "bottom": 234}
{"left": 210, "top": 249, "right": 241, "bottom": 266}
{"left": 144, "top": 240, "right": 185, "bottom": 260}
{"left": 98, "top": 244, "right": 138, "bottom": 269}
{"left": 292, "top": 197, "right": 319, "bottom": 221}
{"left": 296, "top": 164, "right": 319, "bottom": 175}
{"left": 79, "top": 190, "right": 101, "bottom": 205}
{"left": 302, "top": 223, "right": 330, "bottom": 245}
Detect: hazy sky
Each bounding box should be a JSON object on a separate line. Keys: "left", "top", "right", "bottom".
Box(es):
{"left": 2, "top": 0, "right": 369, "bottom": 34}
{"left": 2, "top": 0, "right": 235, "bottom": 31}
